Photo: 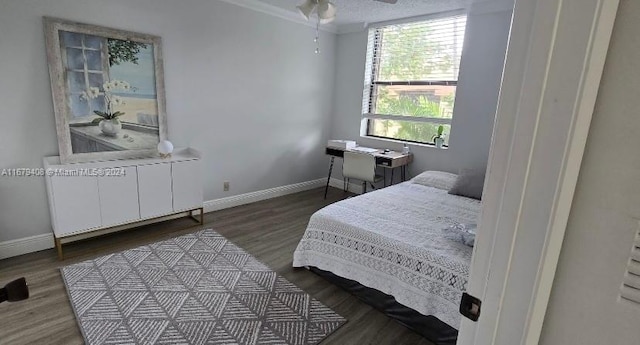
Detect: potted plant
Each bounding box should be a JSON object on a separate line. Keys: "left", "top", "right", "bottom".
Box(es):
{"left": 433, "top": 125, "right": 445, "bottom": 148}
{"left": 81, "top": 80, "right": 131, "bottom": 137}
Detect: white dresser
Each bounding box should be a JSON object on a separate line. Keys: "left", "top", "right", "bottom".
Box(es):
{"left": 43, "top": 148, "right": 203, "bottom": 259}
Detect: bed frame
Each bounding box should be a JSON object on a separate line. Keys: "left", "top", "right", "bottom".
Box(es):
{"left": 309, "top": 267, "right": 458, "bottom": 345}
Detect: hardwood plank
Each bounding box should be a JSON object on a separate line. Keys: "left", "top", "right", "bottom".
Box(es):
{"left": 0, "top": 187, "right": 433, "bottom": 345}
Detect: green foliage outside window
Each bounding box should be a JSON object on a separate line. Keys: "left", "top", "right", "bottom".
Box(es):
{"left": 367, "top": 16, "right": 465, "bottom": 145}
{"left": 372, "top": 93, "right": 453, "bottom": 145}
{"left": 107, "top": 39, "right": 148, "bottom": 66}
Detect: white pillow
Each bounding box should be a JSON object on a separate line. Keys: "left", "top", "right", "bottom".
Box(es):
{"left": 411, "top": 171, "right": 458, "bottom": 190}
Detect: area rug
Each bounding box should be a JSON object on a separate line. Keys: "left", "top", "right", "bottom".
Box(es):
{"left": 61, "top": 229, "right": 346, "bottom": 345}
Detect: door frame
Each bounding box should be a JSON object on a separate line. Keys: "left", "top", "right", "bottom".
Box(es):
{"left": 458, "top": 0, "right": 620, "bottom": 344}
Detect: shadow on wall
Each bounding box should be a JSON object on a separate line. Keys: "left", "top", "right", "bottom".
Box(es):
{"left": 245, "top": 130, "right": 327, "bottom": 193}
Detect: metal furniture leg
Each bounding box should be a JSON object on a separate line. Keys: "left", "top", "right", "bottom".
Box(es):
{"left": 324, "top": 157, "right": 335, "bottom": 199}
{"left": 384, "top": 168, "right": 387, "bottom": 187}
{"left": 55, "top": 237, "right": 63, "bottom": 260}
{"left": 54, "top": 206, "right": 206, "bottom": 261}
{"left": 390, "top": 168, "right": 395, "bottom": 185}
{"left": 190, "top": 207, "right": 204, "bottom": 225}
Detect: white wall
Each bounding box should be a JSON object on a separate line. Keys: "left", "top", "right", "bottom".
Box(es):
{"left": 540, "top": 0, "right": 640, "bottom": 343}
{"left": 329, "top": 6, "right": 512, "bottom": 177}
{"left": 0, "top": 0, "right": 336, "bottom": 243}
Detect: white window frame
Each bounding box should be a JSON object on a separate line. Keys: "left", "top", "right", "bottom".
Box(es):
{"left": 361, "top": 10, "right": 467, "bottom": 145}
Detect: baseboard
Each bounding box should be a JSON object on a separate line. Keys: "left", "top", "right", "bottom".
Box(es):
{"left": 1, "top": 178, "right": 336, "bottom": 260}
{"left": 0, "top": 233, "right": 54, "bottom": 260}
{"left": 204, "top": 178, "right": 327, "bottom": 213}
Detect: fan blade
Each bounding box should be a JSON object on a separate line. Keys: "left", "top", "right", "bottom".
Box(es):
{"left": 374, "top": 0, "right": 398, "bottom": 4}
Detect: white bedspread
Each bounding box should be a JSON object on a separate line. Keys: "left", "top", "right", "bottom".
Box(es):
{"left": 293, "top": 181, "right": 480, "bottom": 327}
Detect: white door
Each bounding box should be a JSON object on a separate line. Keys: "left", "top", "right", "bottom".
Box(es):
{"left": 98, "top": 166, "right": 140, "bottom": 227}
{"left": 457, "top": 0, "right": 619, "bottom": 344}
{"left": 172, "top": 160, "right": 203, "bottom": 212}
{"left": 50, "top": 174, "right": 101, "bottom": 236}
{"left": 137, "top": 163, "right": 173, "bottom": 219}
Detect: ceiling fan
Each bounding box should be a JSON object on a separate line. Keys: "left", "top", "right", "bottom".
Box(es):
{"left": 296, "top": 0, "right": 336, "bottom": 24}
{"left": 296, "top": 0, "right": 398, "bottom": 53}
{"left": 297, "top": 0, "right": 399, "bottom": 25}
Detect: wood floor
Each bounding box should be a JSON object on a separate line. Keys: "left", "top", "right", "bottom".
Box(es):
{"left": 0, "top": 187, "right": 434, "bottom": 345}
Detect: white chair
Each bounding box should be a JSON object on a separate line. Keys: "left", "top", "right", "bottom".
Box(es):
{"left": 342, "top": 151, "right": 384, "bottom": 193}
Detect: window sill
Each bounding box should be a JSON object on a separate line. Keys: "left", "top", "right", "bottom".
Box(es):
{"left": 360, "top": 135, "right": 449, "bottom": 150}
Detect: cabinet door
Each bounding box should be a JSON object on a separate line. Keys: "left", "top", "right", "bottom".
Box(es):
{"left": 138, "top": 163, "right": 173, "bottom": 219}
{"left": 98, "top": 166, "right": 140, "bottom": 227}
{"left": 50, "top": 174, "right": 101, "bottom": 236}
{"left": 172, "top": 160, "right": 203, "bottom": 211}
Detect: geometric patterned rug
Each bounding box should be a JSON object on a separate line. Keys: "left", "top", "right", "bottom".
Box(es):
{"left": 60, "top": 229, "right": 346, "bottom": 344}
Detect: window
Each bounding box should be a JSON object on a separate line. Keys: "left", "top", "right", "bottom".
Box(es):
{"left": 362, "top": 14, "right": 467, "bottom": 146}
{"left": 60, "top": 31, "right": 108, "bottom": 121}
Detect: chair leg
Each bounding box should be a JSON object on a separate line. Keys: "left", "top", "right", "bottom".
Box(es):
{"left": 363, "top": 181, "right": 367, "bottom": 194}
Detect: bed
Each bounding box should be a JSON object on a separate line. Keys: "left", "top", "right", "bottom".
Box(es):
{"left": 293, "top": 171, "right": 481, "bottom": 341}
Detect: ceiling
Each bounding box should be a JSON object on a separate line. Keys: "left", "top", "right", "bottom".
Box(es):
{"left": 257, "top": 0, "right": 471, "bottom": 28}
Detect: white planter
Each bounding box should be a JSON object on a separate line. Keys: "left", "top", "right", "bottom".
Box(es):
{"left": 99, "top": 119, "right": 122, "bottom": 137}
{"left": 435, "top": 137, "right": 445, "bottom": 149}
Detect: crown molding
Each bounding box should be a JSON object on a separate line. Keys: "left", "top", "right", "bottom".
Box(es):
{"left": 336, "top": 22, "right": 367, "bottom": 34}
{"left": 218, "top": 0, "right": 338, "bottom": 34}
{"left": 469, "top": 0, "right": 514, "bottom": 15}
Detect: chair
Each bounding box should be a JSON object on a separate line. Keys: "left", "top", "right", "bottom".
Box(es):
{"left": 342, "top": 151, "right": 384, "bottom": 193}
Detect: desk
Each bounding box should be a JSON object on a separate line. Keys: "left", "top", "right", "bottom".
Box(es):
{"left": 324, "top": 146, "right": 413, "bottom": 198}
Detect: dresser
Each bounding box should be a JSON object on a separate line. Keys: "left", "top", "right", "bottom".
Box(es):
{"left": 43, "top": 148, "right": 203, "bottom": 259}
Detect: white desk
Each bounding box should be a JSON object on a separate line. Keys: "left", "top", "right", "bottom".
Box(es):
{"left": 324, "top": 146, "right": 413, "bottom": 198}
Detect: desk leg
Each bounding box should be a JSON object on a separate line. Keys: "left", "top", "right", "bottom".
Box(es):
{"left": 390, "top": 168, "right": 395, "bottom": 185}
{"left": 324, "top": 156, "right": 335, "bottom": 199}
{"left": 384, "top": 169, "right": 387, "bottom": 187}
{"left": 401, "top": 165, "right": 406, "bottom": 181}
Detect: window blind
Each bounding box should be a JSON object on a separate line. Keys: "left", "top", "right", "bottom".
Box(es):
{"left": 363, "top": 15, "right": 467, "bottom": 114}
{"left": 620, "top": 226, "right": 640, "bottom": 305}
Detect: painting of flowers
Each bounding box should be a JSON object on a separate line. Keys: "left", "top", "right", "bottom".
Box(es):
{"left": 44, "top": 17, "right": 167, "bottom": 163}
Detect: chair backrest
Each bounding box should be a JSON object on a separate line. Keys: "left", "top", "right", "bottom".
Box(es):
{"left": 343, "top": 151, "right": 376, "bottom": 183}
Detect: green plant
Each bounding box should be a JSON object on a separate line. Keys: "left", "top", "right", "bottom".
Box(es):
{"left": 433, "top": 125, "right": 444, "bottom": 140}
{"left": 92, "top": 110, "right": 124, "bottom": 122}
{"left": 375, "top": 94, "right": 445, "bottom": 142}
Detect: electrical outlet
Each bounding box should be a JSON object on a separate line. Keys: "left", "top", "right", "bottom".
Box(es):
{"left": 223, "top": 181, "right": 230, "bottom": 191}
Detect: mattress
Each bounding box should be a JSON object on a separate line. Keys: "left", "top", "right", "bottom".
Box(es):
{"left": 293, "top": 181, "right": 480, "bottom": 327}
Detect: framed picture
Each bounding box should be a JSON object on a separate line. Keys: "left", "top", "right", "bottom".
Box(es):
{"left": 43, "top": 17, "right": 168, "bottom": 164}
